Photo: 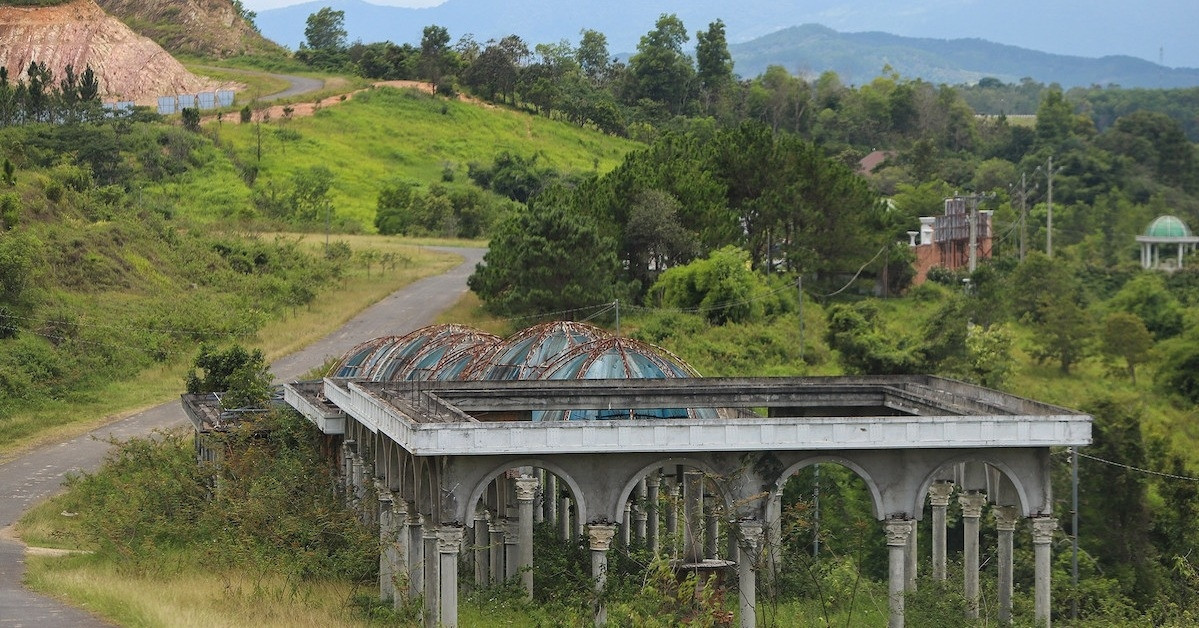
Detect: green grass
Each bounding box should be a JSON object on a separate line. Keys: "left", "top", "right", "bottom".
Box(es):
{"left": 201, "top": 86, "right": 640, "bottom": 229}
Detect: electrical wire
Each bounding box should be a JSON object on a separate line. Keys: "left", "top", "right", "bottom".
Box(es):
{"left": 1076, "top": 451, "right": 1199, "bottom": 482}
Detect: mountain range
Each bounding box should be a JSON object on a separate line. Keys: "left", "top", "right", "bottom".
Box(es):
{"left": 253, "top": 0, "right": 1199, "bottom": 88}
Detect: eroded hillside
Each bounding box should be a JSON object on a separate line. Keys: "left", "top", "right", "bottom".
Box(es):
{"left": 95, "top": 0, "right": 283, "bottom": 58}
{"left": 0, "top": 0, "right": 226, "bottom": 102}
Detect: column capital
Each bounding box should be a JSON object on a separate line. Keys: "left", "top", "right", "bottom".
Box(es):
{"left": 927, "top": 480, "right": 955, "bottom": 507}
{"left": 884, "top": 518, "right": 913, "bottom": 547}
{"left": 376, "top": 483, "right": 393, "bottom": 505}
{"left": 514, "top": 475, "right": 540, "bottom": 502}
{"left": 436, "top": 525, "right": 465, "bottom": 554}
{"left": 738, "top": 519, "right": 765, "bottom": 554}
{"left": 392, "top": 495, "right": 408, "bottom": 516}
{"left": 587, "top": 523, "right": 618, "bottom": 551}
{"left": 645, "top": 472, "right": 662, "bottom": 489}
{"left": 502, "top": 517, "right": 518, "bottom": 539}
{"left": 992, "top": 505, "right": 1020, "bottom": 531}
{"left": 407, "top": 509, "right": 423, "bottom": 526}
{"left": 958, "top": 491, "right": 987, "bottom": 518}
{"left": 1031, "top": 516, "right": 1058, "bottom": 544}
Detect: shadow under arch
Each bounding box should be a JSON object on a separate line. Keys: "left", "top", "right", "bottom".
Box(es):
{"left": 461, "top": 458, "right": 589, "bottom": 529}
{"left": 610, "top": 457, "right": 729, "bottom": 524}
{"left": 766, "top": 455, "right": 886, "bottom": 525}
{"left": 911, "top": 454, "right": 1034, "bottom": 518}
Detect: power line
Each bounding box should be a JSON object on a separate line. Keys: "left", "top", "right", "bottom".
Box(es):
{"left": 1077, "top": 451, "right": 1199, "bottom": 482}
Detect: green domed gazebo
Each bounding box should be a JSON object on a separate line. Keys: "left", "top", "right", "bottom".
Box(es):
{"left": 1136, "top": 215, "right": 1199, "bottom": 270}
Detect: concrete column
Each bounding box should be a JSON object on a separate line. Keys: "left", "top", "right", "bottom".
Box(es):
{"left": 634, "top": 478, "right": 648, "bottom": 543}
{"left": 960, "top": 491, "right": 987, "bottom": 619}
{"left": 436, "top": 526, "right": 464, "bottom": 628}
{"left": 503, "top": 517, "right": 519, "bottom": 581}
{"left": 546, "top": 474, "right": 558, "bottom": 527}
{"left": 621, "top": 502, "right": 632, "bottom": 547}
{"left": 646, "top": 473, "right": 661, "bottom": 554}
{"left": 514, "top": 474, "right": 539, "bottom": 598}
{"left": 588, "top": 523, "right": 618, "bottom": 627}
{"left": 664, "top": 477, "right": 678, "bottom": 552}
{"left": 488, "top": 515, "right": 504, "bottom": 584}
{"left": 737, "top": 520, "right": 764, "bottom": 628}
{"left": 904, "top": 519, "right": 918, "bottom": 593}
{"left": 683, "top": 471, "right": 704, "bottom": 563}
{"left": 993, "top": 505, "right": 1020, "bottom": 625}
{"left": 560, "top": 495, "right": 572, "bottom": 540}
{"left": 423, "top": 528, "right": 438, "bottom": 628}
{"left": 727, "top": 519, "right": 740, "bottom": 565}
{"left": 474, "top": 510, "right": 490, "bottom": 586}
{"left": 885, "top": 518, "right": 913, "bottom": 628}
{"left": 928, "top": 481, "right": 955, "bottom": 581}
{"left": 1032, "top": 517, "right": 1058, "bottom": 627}
{"left": 705, "top": 502, "right": 720, "bottom": 560}
{"left": 392, "top": 499, "right": 410, "bottom": 608}
{"left": 407, "top": 510, "right": 424, "bottom": 603}
{"left": 534, "top": 470, "right": 545, "bottom": 524}
{"left": 378, "top": 491, "right": 397, "bottom": 603}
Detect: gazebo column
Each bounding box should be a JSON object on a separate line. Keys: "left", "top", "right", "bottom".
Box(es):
{"left": 634, "top": 478, "right": 648, "bottom": 543}
{"left": 488, "top": 515, "right": 504, "bottom": 584}
{"left": 378, "top": 490, "right": 397, "bottom": 603}
{"left": 645, "top": 472, "right": 661, "bottom": 554}
{"left": 560, "top": 494, "right": 573, "bottom": 540}
{"left": 885, "top": 518, "right": 914, "bottom": 628}
{"left": 545, "top": 474, "right": 558, "bottom": 527}
{"left": 960, "top": 491, "right": 987, "bottom": 619}
{"left": 407, "top": 509, "right": 425, "bottom": 603}
{"left": 588, "top": 523, "right": 617, "bottom": 627}
{"left": 664, "top": 477, "right": 678, "bottom": 552}
{"left": 423, "top": 527, "right": 439, "bottom": 628}
{"left": 474, "top": 510, "right": 490, "bottom": 586}
{"left": 904, "top": 519, "right": 918, "bottom": 592}
{"left": 392, "top": 499, "right": 410, "bottom": 608}
{"left": 1032, "top": 517, "right": 1058, "bottom": 627}
{"left": 994, "top": 505, "right": 1020, "bottom": 625}
{"left": 928, "top": 481, "right": 955, "bottom": 581}
{"left": 534, "top": 470, "right": 545, "bottom": 524}
{"left": 621, "top": 502, "right": 632, "bottom": 547}
{"left": 436, "top": 525, "right": 464, "bottom": 628}
{"left": 503, "top": 517, "right": 519, "bottom": 580}
{"left": 683, "top": 471, "right": 705, "bottom": 563}
{"left": 705, "top": 501, "right": 720, "bottom": 559}
{"left": 515, "top": 475, "right": 539, "bottom": 598}
{"left": 737, "top": 520, "right": 764, "bottom": 628}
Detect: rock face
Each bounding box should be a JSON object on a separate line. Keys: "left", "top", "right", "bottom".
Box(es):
{"left": 96, "top": 0, "right": 283, "bottom": 58}
{"left": 0, "top": 0, "right": 225, "bottom": 103}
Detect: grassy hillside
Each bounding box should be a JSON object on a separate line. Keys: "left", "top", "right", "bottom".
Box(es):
{"left": 153, "top": 86, "right": 638, "bottom": 230}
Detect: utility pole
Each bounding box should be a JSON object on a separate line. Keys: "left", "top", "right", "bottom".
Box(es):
{"left": 968, "top": 195, "right": 979, "bottom": 272}
{"left": 1043, "top": 155, "right": 1063, "bottom": 258}
{"left": 797, "top": 276, "right": 804, "bottom": 362}
{"left": 1017, "top": 172, "right": 1029, "bottom": 261}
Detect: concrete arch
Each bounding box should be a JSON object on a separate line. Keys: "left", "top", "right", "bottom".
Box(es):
{"left": 911, "top": 454, "right": 1035, "bottom": 518}
{"left": 766, "top": 455, "right": 886, "bottom": 525}
{"left": 610, "top": 457, "right": 729, "bottom": 525}
{"left": 460, "top": 459, "right": 588, "bottom": 529}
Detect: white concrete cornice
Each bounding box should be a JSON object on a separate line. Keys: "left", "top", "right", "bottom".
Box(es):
{"left": 324, "top": 380, "right": 1091, "bottom": 457}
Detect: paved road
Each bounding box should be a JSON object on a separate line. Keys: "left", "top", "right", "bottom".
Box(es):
{"left": 0, "top": 246, "right": 484, "bottom": 626}
{"left": 257, "top": 73, "right": 324, "bottom": 102}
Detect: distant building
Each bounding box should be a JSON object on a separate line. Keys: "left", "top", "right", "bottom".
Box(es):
{"left": 1136, "top": 215, "right": 1199, "bottom": 271}
{"left": 909, "top": 196, "right": 993, "bottom": 283}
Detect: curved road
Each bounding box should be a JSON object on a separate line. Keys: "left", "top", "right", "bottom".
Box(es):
{"left": 0, "top": 247, "right": 485, "bottom": 626}
{"left": 257, "top": 73, "right": 325, "bottom": 102}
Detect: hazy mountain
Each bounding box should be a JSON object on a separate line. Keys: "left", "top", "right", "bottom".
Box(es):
{"left": 731, "top": 25, "right": 1199, "bottom": 89}
{"left": 255, "top": 0, "right": 1199, "bottom": 88}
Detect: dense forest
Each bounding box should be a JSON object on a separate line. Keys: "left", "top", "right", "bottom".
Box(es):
{"left": 5, "top": 4, "right": 1199, "bottom": 625}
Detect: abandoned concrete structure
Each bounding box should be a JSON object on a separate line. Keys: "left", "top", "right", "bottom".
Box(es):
{"left": 284, "top": 377, "right": 1087, "bottom": 627}
{"left": 185, "top": 324, "right": 1091, "bottom": 627}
